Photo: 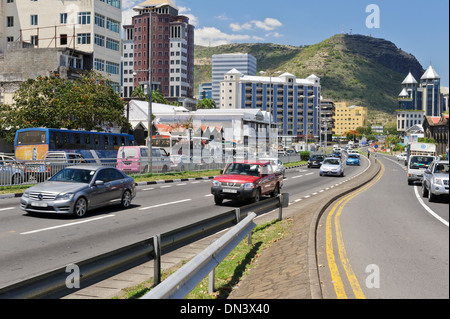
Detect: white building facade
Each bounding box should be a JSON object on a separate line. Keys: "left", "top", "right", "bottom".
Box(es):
{"left": 220, "top": 69, "right": 322, "bottom": 138}
{"left": 1, "top": 0, "right": 122, "bottom": 90}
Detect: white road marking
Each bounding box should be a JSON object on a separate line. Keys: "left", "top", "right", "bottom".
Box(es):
{"left": 20, "top": 215, "right": 116, "bottom": 235}
{"left": 138, "top": 199, "right": 192, "bottom": 211}
{"left": 0, "top": 207, "right": 15, "bottom": 212}
{"left": 413, "top": 187, "right": 449, "bottom": 227}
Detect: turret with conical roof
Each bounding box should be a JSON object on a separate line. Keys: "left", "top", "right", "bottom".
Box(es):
{"left": 420, "top": 65, "right": 440, "bottom": 81}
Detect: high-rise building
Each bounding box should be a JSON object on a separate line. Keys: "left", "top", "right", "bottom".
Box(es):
{"left": 219, "top": 69, "right": 321, "bottom": 138}
{"left": 212, "top": 53, "right": 257, "bottom": 106}
{"left": 126, "top": 0, "right": 195, "bottom": 106}
{"left": 0, "top": 0, "right": 122, "bottom": 90}
{"left": 397, "top": 65, "right": 445, "bottom": 134}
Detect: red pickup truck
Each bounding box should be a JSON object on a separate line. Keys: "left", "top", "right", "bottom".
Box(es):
{"left": 211, "top": 161, "right": 284, "bottom": 205}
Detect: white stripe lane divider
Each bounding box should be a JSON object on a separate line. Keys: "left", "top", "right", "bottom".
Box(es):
{"left": 413, "top": 186, "right": 449, "bottom": 227}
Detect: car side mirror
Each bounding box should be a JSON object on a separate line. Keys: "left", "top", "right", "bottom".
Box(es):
{"left": 94, "top": 180, "right": 104, "bottom": 186}
{"left": 424, "top": 169, "right": 431, "bottom": 174}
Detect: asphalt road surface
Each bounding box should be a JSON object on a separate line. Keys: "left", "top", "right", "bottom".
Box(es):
{"left": 0, "top": 156, "right": 369, "bottom": 289}
{"left": 317, "top": 154, "right": 449, "bottom": 299}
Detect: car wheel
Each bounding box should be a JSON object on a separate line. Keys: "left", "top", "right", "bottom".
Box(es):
{"left": 252, "top": 189, "right": 261, "bottom": 203}
{"left": 214, "top": 195, "right": 223, "bottom": 205}
{"left": 73, "top": 197, "right": 87, "bottom": 218}
{"left": 422, "top": 183, "right": 429, "bottom": 198}
{"left": 428, "top": 188, "right": 436, "bottom": 202}
{"left": 121, "top": 190, "right": 132, "bottom": 208}
{"left": 270, "top": 183, "right": 280, "bottom": 197}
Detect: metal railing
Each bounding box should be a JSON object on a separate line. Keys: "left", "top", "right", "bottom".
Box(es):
{"left": 0, "top": 194, "right": 289, "bottom": 299}
{"left": 0, "top": 155, "right": 303, "bottom": 187}
{"left": 143, "top": 213, "right": 258, "bottom": 299}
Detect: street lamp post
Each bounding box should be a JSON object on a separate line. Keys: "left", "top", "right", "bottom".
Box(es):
{"left": 133, "top": 11, "right": 153, "bottom": 173}
{"left": 260, "top": 70, "right": 281, "bottom": 156}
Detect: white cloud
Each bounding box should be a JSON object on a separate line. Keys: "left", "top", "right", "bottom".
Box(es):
{"left": 195, "top": 27, "right": 252, "bottom": 46}
{"left": 229, "top": 17, "right": 282, "bottom": 33}
{"left": 252, "top": 18, "right": 283, "bottom": 31}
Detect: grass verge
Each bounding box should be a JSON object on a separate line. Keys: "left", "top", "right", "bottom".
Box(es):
{"left": 116, "top": 217, "right": 293, "bottom": 299}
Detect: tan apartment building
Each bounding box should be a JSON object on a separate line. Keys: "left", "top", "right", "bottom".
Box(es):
{"left": 333, "top": 102, "right": 368, "bottom": 136}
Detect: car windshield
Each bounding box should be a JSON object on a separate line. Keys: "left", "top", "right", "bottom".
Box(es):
{"left": 323, "top": 159, "right": 340, "bottom": 165}
{"left": 434, "top": 163, "right": 449, "bottom": 174}
{"left": 349, "top": 154, "right": 359, "bottom": 158}
{"left": 311, "top": 155, "right": 325, "bottom": 160}
{"left": 410, "top": 156, "right": 435, "bottom": 169}
{"left": 224, "top": 163, "right": 261, "bottom": 177}
{"left": 50, "top": 168, "right": 95, "bottom": 184}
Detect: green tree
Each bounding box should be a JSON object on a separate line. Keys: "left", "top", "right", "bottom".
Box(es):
{"left": 0, "top": 71, "right": 129, "bottom": 143}
{"left": 197, "top": 98, "right": 216, "bottom": 109}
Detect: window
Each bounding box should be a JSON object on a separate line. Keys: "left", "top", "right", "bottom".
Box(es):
{"left": 31, "top": 35, "right": 38, "bottom": 46}
{"left": 7, "top": 16, "right": 14, "bottom": 27}
{"left": 107, "top": 18, "right": 120, "bottom": 33}
{"left": 60, "top": 34, "right": 67, "bottom": 45}
{"left": 94, "top": 58, "right": 105, "bottom": 72}
{"left": 78, "top": 12, "right": 91, "bottom": 25}
{"left": 106, "top": 61, "right": 119, "bottom": 75}
{"left": 77, "top": 33, "right": 91, "bottom": 45}
{"left": 106, "top": 38, "right": 119, "bottom": 51}
{"left": 95, "top": 13, "right": 105, "bottom": 28}
{"left": 94, "top": 34, "right": 105, "bottom": 47}
{"left": 30, "top": 15, "right": 38, "bottom": 25}
{"left": 60, "top": 13, "right": 67, "bottom": 24}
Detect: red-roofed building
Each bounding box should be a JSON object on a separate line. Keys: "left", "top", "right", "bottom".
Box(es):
{"left": 423, "top": 114, "right": 449, "bottom": 155}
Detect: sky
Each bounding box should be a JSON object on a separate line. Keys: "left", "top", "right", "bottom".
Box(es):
{"left": 122, "top": 0, "right": 449, "bottom": 86}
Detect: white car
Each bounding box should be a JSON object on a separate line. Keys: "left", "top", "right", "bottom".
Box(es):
{"left": 259, "top": 157, "right": 286, "bottom": 178}
{"left": 320, "top": 158, "right": 345, "bottom": 177}
{"left": 396, "top": 153, "right": 407, "bottom": 161}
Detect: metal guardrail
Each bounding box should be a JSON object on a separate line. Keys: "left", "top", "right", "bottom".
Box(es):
{"left": 0, "top": 194, "right": 289, "bottom": 299}
{"left": 142, "top": 213, "right": 258, "bottom": 299}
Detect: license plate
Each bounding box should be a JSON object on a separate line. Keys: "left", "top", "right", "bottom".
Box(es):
{"left": 222, "top": 189, "right": 238, "bottom": 194}
{"left": 31, "top": 202, "right": 48, "bottom": 207}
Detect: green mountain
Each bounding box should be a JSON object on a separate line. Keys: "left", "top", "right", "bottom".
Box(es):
{"left": 194, "top": 34, "right": 424, "bottom": 115}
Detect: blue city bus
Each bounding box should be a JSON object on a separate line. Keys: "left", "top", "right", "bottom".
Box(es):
{"left": 14, "top": 128, "right": 135, "bottom": 162}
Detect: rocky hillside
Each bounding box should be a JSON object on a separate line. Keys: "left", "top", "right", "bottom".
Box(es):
{"left": 194, "top": 34, "right": 424, "bottom": 114}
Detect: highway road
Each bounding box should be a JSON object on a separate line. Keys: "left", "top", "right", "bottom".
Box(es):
{"left": 0, "top": 156, "right": 369, "bottom": 289}
{"left": 317, "top": 154, "right": 449, "bottom": 299}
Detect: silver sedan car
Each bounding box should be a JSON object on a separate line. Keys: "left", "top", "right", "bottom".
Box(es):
{"left": 20, "top": 166, "right": 136, "bottom": 218}
{"left": 319, "top": 157, "right": 345, "bottom": 177}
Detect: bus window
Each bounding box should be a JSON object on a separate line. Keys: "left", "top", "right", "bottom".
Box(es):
{"left": 50, "top": 132, "right": 56, "bottom": 149}
{"left": 17, "top": 130, "right": 46, "bottom": 145}
{"left": 86, "top": 134, "right": 91, "bottom": 146}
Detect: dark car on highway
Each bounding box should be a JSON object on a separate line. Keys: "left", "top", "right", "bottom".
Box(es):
{"left": 308, "top": 154, "right": 326, "bottom": 168}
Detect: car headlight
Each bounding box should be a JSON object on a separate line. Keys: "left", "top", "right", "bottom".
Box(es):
{"left": 243, "top": 183, "right": 255, "bottom": 189}
{"left": 56, "top": 193, "right": 74, "bottom": 201}
{"left": 22, "top": 192, "right": 29, "bottom": 198}
{"left": 212, "top": 180, "right": 221, "bottom": 187}
{"left": 434, "top": 178, "right": 443, "bottom": 185}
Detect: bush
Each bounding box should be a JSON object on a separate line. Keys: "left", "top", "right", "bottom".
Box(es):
{"left": 300, "top": 151, "right": 310, "bottom": 161}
